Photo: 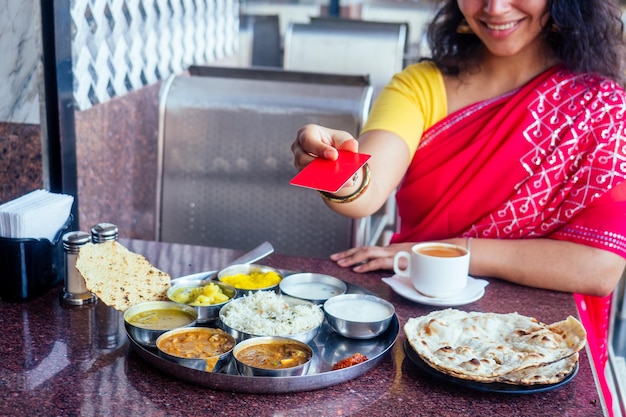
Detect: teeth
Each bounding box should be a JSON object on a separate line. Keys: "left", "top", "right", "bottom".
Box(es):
{"left": 486, "top": 21, "right": 516, "bottom": 30}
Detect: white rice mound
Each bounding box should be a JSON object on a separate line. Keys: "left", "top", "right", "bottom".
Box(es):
{"left": 221, "top": 291, "right": 324, "bottom": 336}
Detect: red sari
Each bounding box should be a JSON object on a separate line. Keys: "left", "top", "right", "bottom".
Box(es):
{"left": 392, "top": 65, "right": 626, "bottom": 249}
{"left": 391, "top": 65, "right": 626, "bottom": 413}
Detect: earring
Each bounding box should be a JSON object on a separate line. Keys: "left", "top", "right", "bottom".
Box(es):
{"left": 457, "top": 19, "right": 473, "bottom": 34}
{"left": 550, "top": 23, "right": 559, "bottom": 32}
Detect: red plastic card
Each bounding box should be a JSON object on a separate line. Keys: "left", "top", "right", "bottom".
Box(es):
{"left": 289, "top": 151, "right": 371, "bottom": 193}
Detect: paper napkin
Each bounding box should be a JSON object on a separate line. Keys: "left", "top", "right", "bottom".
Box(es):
{"left": 0, "top": 189, "right": 74, "bottom": 241}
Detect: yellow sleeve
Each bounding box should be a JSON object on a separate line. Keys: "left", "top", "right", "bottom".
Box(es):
{"left": 361, "top": 61, "right": 447, "bottom": 158}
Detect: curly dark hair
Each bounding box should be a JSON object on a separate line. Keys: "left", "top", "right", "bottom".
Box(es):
{"left": 427, "top": 0, "right": 626, "bottom": 85}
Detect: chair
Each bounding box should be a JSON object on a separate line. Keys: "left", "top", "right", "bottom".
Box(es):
{"left": 283, "top": 18, "right": 407, "bottom": 96}
{"left": 360, "top": 1, "right": 437, "bottom": 62}
{"left": 238, "top": 14, "right": 282, "bottom": 68}
{"left": 156, "top": 66, "right": 376, "bottom": 258}
{"left": 239, "top": 1, "right": 321, "bottom": 39}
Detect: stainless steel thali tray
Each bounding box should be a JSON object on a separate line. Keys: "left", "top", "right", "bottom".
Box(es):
{"left": 127, "top": 278, "right": 399, "bottom": 394}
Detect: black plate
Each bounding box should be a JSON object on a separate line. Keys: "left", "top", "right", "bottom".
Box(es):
{"left": 403, "top": 340, "right": 578, "bottom": 394}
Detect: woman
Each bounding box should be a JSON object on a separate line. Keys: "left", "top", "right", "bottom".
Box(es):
{"left": 291, "top": 0, "right": 626, "bottom": 412}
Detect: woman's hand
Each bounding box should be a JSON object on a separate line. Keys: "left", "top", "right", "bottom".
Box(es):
{"left": 292, "top": 124, "right": 359, "bottom": 170}
{"left": 330, "top": 243, "right": 416, "bottom": 273}
{"left": 291, "top": 124, "right": 411, "bottom": 218}
{"left": 330, "top": 238, "right": 468, "bottom": 273}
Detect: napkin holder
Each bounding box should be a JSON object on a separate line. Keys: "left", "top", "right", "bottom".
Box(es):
{"left": 0, "top": 217, "right": 70, "bottom": 301}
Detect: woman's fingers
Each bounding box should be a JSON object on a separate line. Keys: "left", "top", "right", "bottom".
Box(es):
{"left": 331, "top": 244, "right": 414, "bottom": 272}
{"left": 292, "top": 124, "right": 359, "bottom": 170}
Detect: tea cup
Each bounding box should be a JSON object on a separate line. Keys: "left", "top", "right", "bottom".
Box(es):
{"left": 393, "top": 242, "right": 469, "bottom": 298}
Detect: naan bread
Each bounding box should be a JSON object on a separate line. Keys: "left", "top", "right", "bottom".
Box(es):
{"left": 76, "top": 241, "right": 170, "bottom": 311}
{"left": 496, "top": 353, "right": 579, "bottom": 385}
{"left": 404, "top": 309, "right": 586, "bottom": 385}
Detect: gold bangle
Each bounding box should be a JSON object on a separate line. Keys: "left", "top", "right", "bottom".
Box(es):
{"left": 319, "top": 163, "right": 371, "bottom": 203}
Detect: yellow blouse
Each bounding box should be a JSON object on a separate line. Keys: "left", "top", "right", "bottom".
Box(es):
{"left": 361, "top": 61, "right": 447, "bottom": 158}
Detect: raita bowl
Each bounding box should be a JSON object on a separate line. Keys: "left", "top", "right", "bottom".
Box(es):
{"left": 279, "top": 273, "right": 347, "bottom": 304}
{"left": 323, "top": 294, "right": 395, "bottom": 339}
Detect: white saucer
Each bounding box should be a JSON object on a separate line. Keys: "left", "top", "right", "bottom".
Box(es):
{"left": 382, "top": 275, "right": 489, "bottom": 306}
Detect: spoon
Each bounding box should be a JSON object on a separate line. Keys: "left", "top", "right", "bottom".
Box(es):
{"left": 170, "top": 241, "right": 275, "bottom": 286}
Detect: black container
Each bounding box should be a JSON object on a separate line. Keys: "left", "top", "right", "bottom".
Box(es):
{"left": 0, "top": 220, "right": 69, "bottom": 301}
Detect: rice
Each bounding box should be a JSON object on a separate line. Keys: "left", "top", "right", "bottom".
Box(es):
{"left": 220, "top": 291, "right": 324, "bottom": 336}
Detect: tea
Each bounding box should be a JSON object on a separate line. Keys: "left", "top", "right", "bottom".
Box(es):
{"left": 417, "top": 245, "right": 466, "bottom": 258}
{"left": 394, "top": 242, "right": 469, "bottom": 298}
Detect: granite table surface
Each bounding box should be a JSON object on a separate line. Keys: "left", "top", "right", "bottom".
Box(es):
{"left": 0, "top": 239, "right": 605, "bottom": 417}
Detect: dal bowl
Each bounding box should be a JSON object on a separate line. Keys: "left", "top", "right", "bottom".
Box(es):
{"left": 123, "top": 300, "right": 198, "bottom": 348}
{"left": 219, "top": 291, "right": 324, "bottom": 343}
{"left": 156, "top": 327, "right": 236, "bottom": 373}
{"left": 167, "top": 279, "right": 238, "bottom": 323}
{"left": 323, "top": 294, "right": 395, "bottom": 339}
{"left": 279, "top": 273, "right": 347, "bottom": 304}
{"left": 217, "top": 264, "right": 282, "bottom": 295}
{"left": 233, "top": 336, "right": 314, "bottom": 377}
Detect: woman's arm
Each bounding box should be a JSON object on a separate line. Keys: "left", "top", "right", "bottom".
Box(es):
{"left": 333, "top": 237, "right": 625, "bottom": 297}
{"left": 469, "top": 238, "right": 625, "bottom": 297}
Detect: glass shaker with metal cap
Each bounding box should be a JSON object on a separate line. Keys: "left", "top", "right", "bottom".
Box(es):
{"left": 61, "top": 231, "right": 97, "bottom": 305}
{"left": 90, "top": 222, "right": 118, "bottom": 243}
{"left": 91, "top": 222, "right": 122, "bottom": 349}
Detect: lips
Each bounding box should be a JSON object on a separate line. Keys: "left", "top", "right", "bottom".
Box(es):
{"left": 485, "top": 21, "right": 517, "bottom": 31}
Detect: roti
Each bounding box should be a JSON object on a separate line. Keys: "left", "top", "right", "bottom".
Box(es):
{"left": 404, "top": 309, "right": 586, "bottom": 385}
{"left": 76, "top": 240, "right": 171, "bottom": 311}
{"left": 496, "top": 353, "right": 579, "bottom": 385}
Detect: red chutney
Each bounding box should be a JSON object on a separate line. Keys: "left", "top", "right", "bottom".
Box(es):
{"left": 332, "top": 353, "right": 368, "bottom": 370}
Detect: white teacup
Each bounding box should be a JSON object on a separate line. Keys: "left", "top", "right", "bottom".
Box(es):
{"left": 393, "top": 242, "right": 469, "bottom": 298}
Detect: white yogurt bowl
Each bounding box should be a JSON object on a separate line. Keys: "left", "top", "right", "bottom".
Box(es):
{"left": 279, "top": 273, "right": 347, "bottom": 304}
{"left": 323, "top": 294, "right": 395, "bottom": 339}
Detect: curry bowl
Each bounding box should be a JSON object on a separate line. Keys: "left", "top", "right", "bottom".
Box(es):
{"left": 156, "top": 327, "right": 236, "bottom": 373}
{"left": 217, "top": 264, "right": 282, "bottom": 295}
{"left": 233, "top": 336, "right": 314, "bottom": 377}
{"left": 323, "top": 294, "right": 395, "bottom": 339}
{"left": 123, "top": 300, "right": 198, "bottom": 348}
{"left": 167, "top": 279, "right": 238, "bottom": 323}
{"left": 279, "top": 273, "right": 347, "bottom": 304}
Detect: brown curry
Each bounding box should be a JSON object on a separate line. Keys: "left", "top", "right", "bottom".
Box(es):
{"left": 236, "top": 341, "right": 312, "bottom": 369}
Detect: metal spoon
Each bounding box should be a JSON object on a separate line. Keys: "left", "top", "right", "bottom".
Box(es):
{"left": 170, "top": 241, "right": 275, "bottom": 286}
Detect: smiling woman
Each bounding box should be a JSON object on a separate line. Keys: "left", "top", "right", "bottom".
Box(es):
{"left": 290, "top": 0, "right": 626, "bottom": 415}
{"left": 457, "top": 0, "right": 551, "bottom": 58}
{"left": 429, "top": 0, "right": 626, "bottom": 81}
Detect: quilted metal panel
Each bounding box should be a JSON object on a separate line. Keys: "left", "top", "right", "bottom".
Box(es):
{"left": 158, "top": 70, "right": 373, "bottom": 258}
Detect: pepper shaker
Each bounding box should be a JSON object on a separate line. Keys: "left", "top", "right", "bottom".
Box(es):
{"left": 91, "top": 222, "right": 123, "bottom": 349}
{"left": 90, "top": 222, "right": 118, "bottom": 243}
{"left": 61, "top": 231, "right": 96, "bottom": 305}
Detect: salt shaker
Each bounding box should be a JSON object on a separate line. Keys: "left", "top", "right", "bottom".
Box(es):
{"left": 61, "top": 231, "right": 96, "bottom": 305}
{"left": 90, "top": 222, "right": 118, "bottom": 243}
